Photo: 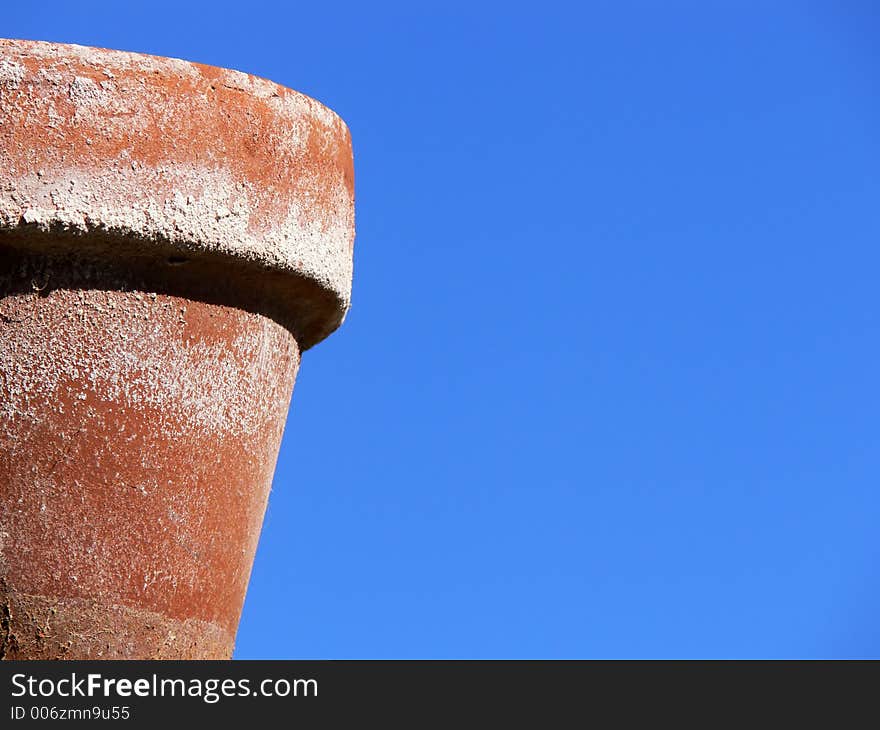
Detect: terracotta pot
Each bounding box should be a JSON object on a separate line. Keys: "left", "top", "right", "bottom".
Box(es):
{"left": 0, "top": 39, "right": 354, "bottom": 659}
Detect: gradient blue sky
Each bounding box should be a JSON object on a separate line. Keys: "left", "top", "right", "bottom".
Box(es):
{"left": 7, "top": 2, "right": 878, "bottom": 658}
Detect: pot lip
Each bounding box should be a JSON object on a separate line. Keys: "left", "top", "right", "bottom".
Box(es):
{"left": 0, "top": 38, "right": 352, "bottom": 130}
{"left": 0, "top": 38, "right": 355, "bottom": 348}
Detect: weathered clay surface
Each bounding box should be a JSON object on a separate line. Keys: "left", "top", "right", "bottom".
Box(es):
{"left": 0, "top": 591, "right": 233, "bottom": 660}
{"left": 0, "top": 40, "right": 354, "bottom": 659}
{"left": 0, "top": 247, "right": 300, "bottom": 659}
{"left": 0, "top": 38, "right": 354, "bottom": 348}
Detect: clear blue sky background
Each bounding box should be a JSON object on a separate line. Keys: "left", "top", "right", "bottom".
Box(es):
{"left": 7, "top": 2, "right": 878, "bottom": 658}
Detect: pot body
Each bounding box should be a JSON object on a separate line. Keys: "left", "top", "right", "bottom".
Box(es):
{"left": 0, "top": 248, "right": 300, "bottom": 658}
{"left": 0, "top": 38, "right": 353, "bottom": 659}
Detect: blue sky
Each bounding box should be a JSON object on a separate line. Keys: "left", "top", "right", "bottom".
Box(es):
{"left": 8, "top": 1, "right": 879, "bottom": 658}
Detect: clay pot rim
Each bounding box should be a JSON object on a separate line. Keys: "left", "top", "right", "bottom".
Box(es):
{"left": 0, "top": 38, "right": 355, "bottom": 348}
